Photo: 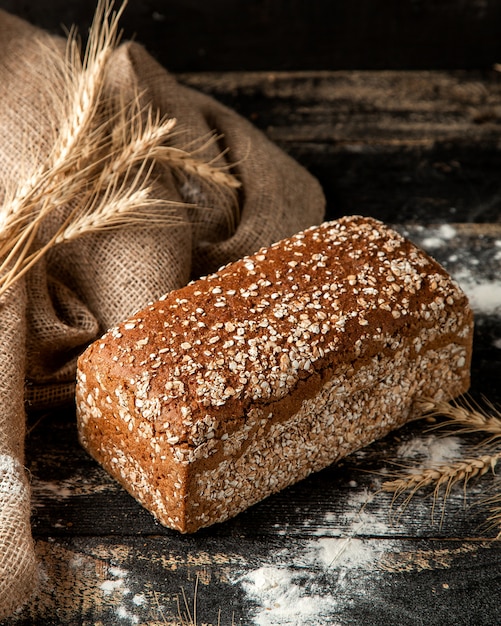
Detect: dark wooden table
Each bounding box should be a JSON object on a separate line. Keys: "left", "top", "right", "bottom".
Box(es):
{"left": 4, "top": 70, "right": 501, "bottom": 626}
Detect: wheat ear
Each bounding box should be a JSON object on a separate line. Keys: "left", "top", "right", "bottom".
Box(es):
{"left": 377, "top": 396, "right": 501, "bottom": 534}
{"left": 417, "top": 396, "right": 501, "bottom": 443}
{"left": 158, "top": 132, "right": 242, "bottom": 190}
{"left": 0, "top": 1, "right": 124, "bottom": 237}
{"left": 0, "top": 0, "right": 244, "bottom": 298}
{"left": 0, "top": 0, "right": 126, "bottom": 289}
{"left": 105, "top": 102, "right": 240, "bottom": 196}
{"left": 382, "top": 452, "right": 501, "bottom": 527}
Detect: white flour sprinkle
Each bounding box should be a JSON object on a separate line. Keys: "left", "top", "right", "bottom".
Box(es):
{"left": 116, "top": 605, "right": 139, "bottom": 624}
{"left": 132, "top": 593, "right": 146, "bottom": 606}
{"left": 110, "top": 566, "right": 129, "bottom": 578}
{"left": 397, "top": 434, "right": 462, "bottom": 466}
{"left": 236, "top": 529, "right": 395, "bottom": 626}
{"left": 455, "top": 277, "right": 501, "bottom": 316}
{"left": 420, "top": 224, "right": 457, "bottom": 249}
{"left": 235, "top": 485, "right": 397, "bottom": 625}
{"left": 316, "top": 487, "right": 391, "bottom": 537}
{"left": 100, "top": 578, "right": 126, "bottom": 595}
{"left": 314, "top": 537, "right": 377, "bottom": 569}
{"left": 239, "top": 565, "right": 337, "bottom": 626}
{"left": 401, "top": 223, "right": 501, "bottom": 317}
{"left": 99, "top": 565, "right": 142, "bottom": 624}
{"left": 235, "top": 432, "right": 469, "bottom": 623}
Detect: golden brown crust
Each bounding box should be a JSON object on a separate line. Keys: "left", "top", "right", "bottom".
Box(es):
{"left": 76, "top": 216, "right": 473, "bottom": 532}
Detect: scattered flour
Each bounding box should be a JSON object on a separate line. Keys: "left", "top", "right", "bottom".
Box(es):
{"left": 397, "top": 434, "right": 463, "bottom": 466}
{"left": 100, "top": 578, "right": 127, "bottom": 595}
{"left": 235, "top": 434, "right": 469, "bottom": 624}
{"left": 116, "top": 605, "right": 139, "bottom": 624}
{"left": 132, "top": 593, "right": 147, "bottom": 606}
{"left": 235, "top": 486, "right": 397, "bottom": 625}
{"left": 316, "top": 487, "right": 392, "bottom": 537}
{"left": 109, "top": 566, "right": 129, "bottom": 579}
{"left": 236, "top": 529, "right": 394, "bottom": 626}
{"left": 99, "top": 565, "right": 143, "bottom": 624}
{"left": 402, "top": 223, "right": 501, "bottom": 317}
{"left": 454, "top": 276, "right": 501, "bottom": 316}
{"left": 494, "top": 240, "right": 501, "bottom": 261}
{"left": 240, "top": 566, "right": 337, "bottom": 626}
{"left": 315, "top": 537, "right": 377, "bottom": 569}
{"left": 420, "top": 224, "right": 457, "bottom": 249}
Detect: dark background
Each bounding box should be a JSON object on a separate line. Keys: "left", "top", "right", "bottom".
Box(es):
{"left": 2, "top": 1, "right": 501, "bottom": 225}
{"left": 1, "top": 0, "right": 501, "bottom": 72}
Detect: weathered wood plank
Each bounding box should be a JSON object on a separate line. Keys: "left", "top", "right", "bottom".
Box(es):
{"left": 4, "top": 536, "right": 500, "bottom": 625}
{"left": 178, "top": 71, "right": 501, "bottom": 223}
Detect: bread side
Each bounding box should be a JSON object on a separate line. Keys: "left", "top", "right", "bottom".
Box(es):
{"left": 76, "top": 216, "right": 473, "bottom": 532}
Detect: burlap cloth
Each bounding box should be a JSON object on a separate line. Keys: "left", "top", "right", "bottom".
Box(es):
{"left": 0, "top": 9, "right": 325, "bottom": 619}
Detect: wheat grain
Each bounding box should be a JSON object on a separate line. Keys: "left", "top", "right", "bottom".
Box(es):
{"left": 417, "top": 396, "right": 501, "bottom": 441}
{"left": 383, "top": 453, "right": 501, "bottom": 495}
{"left": 0, "top": 0, "right": 242, "bottom": 298}
{"left": 55, "top": 183, "right": 190, "bottom": 244}
{"left": 54, "top": 0, "right": 125, "bottom": 164}
{"left": 106, "top": 114, "right": 178, "bottom": 180}
{"left": 0, "top": 0, "right": 123, "bottom": 285}
{"left": 157, "top": 137, "right": 242, "bottom": 190}
{"left": 382, "top": 451, "right": 501, "bottom": 527}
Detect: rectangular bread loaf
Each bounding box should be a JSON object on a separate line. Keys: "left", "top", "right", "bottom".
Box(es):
{"left": 76, "top": 216, "right": 473, "bottom": 533}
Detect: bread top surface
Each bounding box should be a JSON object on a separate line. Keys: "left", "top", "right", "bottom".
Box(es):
{"left": 77, "top": 216, "right": 472, "bottom": 446}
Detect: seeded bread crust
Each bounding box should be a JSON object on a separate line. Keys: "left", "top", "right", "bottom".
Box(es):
{"left": 76, "top": 216, "right": 473, "bottom": 532}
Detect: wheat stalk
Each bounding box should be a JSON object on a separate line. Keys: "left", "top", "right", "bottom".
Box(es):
{"left": 55, "top": 0, "right": 124, "bottom": 166}
{"left": 161, "top": 573, "right": 230, "bottom": 626}
{"left": 379, "top": 395, "right": 501, "bottom": 535}
{"left": 417, "top": 396, "right": 501, "bottom": 443}
{"left": 104, "top": 104, "right": 240, "bottom": 196}
{"left": 482, "top": 492, "right": 501, "bottom": 539}
{"left": 382, "top": 451, "right": 501, "bottom": 526}
{"left": 0, "top": 1, "right": 123, "bottom": 242}
{"left": 177, "top": 576, "right": 198, "bottom": 626}
{"left": 0, "top": 0, "right": 241, "bottom": 298}
{"left": 0, "top": 0, "right": 125, "bottom": 288}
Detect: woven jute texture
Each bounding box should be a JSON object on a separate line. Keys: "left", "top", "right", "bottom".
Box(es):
{"left": 0, "top": 8, "right": 325, "bottom": 619}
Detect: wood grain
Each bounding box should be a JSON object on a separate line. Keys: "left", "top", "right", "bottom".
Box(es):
{"left": 178, "top": 70, "right": 501, "bottom": 224}
{"left": 6, "top": 537, "right": 501, "bottom": 624}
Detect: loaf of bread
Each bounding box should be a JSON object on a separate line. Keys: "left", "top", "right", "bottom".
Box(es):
{"left": 76, "top": 216, "right": 473, "bottom": 533}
